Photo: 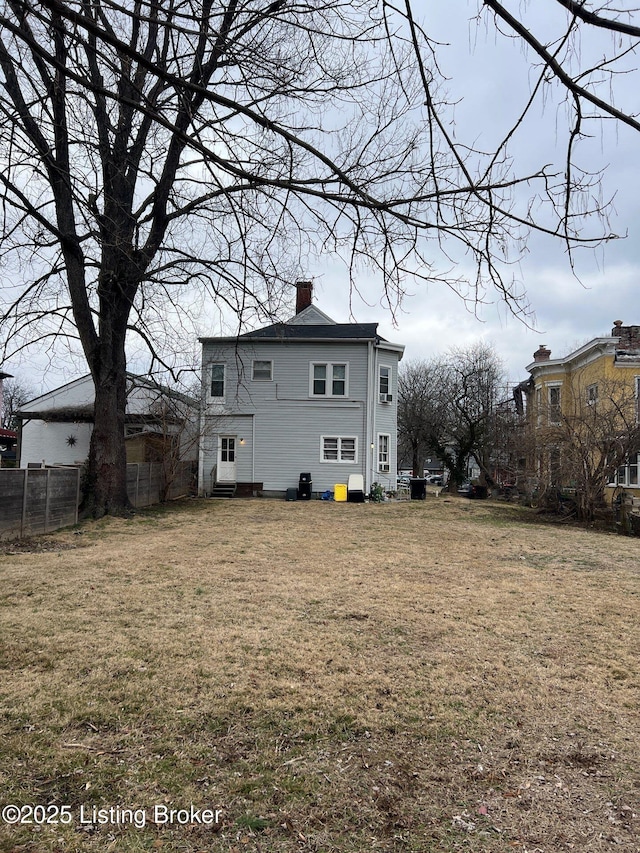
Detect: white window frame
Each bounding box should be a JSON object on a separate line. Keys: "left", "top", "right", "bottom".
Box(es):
{"left": 310, "top": 362, "right": 349, "bottom": 398}
{"left": 379, "top": 365, "right": 391, "bottom": 401}
{"left": 209, "top": 363, "right": 225, "bottom": 400}
{"left": 617, "top": 452, "right": 640, "bottom": 488}
{"left": 252, "top": 359, "right": 273, "bottom": 381}
{"left": 378, "top": 433, "right": 390, "bottom": 472}
{"left": 320, "top": 435, "right": 358, "bottom": 464}
{"left": 635, "top": 376, "right": 640, "bottom": 425}
{"left": 586, "top": 383, "right": 598, "bottom": 406}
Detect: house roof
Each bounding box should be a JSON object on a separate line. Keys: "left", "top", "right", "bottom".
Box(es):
{"left": 241, "top": 322, "right": 383, "bottom": 341}
{"left": 200, "top": 302, "right": 405, "bottom": 356}
{"left": 16, "top": 373, "right": 198, "bottom": 422}
{"left": 201, "top": 322, "right": 388, "bottom": 343}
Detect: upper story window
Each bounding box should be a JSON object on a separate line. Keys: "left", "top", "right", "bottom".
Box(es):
{"left": 210, "top": 363, "right": 225, "bottom": 398}
{"left": 586, "top": 384, "right": 598, "bottom": 406}
{"left": 311, "top": 362, "right": 348, "bottom": 397}
{"left": 252, "top": 360, "right": 273, "bottom": 381}
{"left": 548, "top": 384, "right": 562, "bottom": 424}
{"left": 636, "top": 376, "right": 640, "bottom": 424}
{"left": 379, "top": 365, "right": 392, "bottom": 402}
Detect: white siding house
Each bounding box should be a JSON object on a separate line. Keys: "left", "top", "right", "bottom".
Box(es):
{"left": 199, "top": 284, "right": 404, "bottom": 497}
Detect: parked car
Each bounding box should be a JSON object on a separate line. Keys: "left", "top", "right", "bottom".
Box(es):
{"left": 425, "top": 474, "right": 443, "bottom": 485}
{"left": 397, "top": 475, "right": 411, "bottom": 486}
{"left": 457, "top": 480, "right": 488, "bottom": 499}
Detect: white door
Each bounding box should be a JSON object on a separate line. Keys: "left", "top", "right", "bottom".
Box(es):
{"left": 217, "top": 436, "right": 236, "bottom": 482}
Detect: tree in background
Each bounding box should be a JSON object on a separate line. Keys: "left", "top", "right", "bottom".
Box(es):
{"left": 1, "top": 377, "right": 34, "bottom": 431}
{"left": 1, "top": 1, "right": 639, "bottom": 514}
{"left": 398, "top": 344, "right": 507, "bottom": 490}
{"left": 397, "top": 360, "right": 434, "bottom": 478}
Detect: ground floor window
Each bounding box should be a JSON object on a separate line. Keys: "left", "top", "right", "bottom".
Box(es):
{"left": 378, "top": 433, "right": 390, "bottom": 472}
{"left": 321, "top": 436, "right": 357, "bottom": 463}
{"left": 617, "top": 453, "right": 640, "bottom": 487}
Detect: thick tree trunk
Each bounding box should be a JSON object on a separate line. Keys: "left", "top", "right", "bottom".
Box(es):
{"left": 80, "top": 290, "right": 133, "bottom": 518}
{"left": 83, "top": 368, "right": 130, "bottom": 517}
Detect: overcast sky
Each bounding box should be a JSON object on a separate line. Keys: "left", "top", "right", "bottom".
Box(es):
{"left": 6, "top": 1, "right": 640, "bottom": 396}
{"left": 299, "top": 1, "right": 640, "bottom": 386}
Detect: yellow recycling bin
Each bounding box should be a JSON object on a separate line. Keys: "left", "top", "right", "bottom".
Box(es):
{"left": 334, "top": 483, "right": 347, "bottom": 502}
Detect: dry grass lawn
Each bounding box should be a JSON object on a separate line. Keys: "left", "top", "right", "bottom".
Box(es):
{"left": 0, "top": 495, "right": 638, "bottom": 853}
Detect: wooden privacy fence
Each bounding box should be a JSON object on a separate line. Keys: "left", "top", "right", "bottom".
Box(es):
{"left": 0, "top": 461, "right": 196, "bottom": 539}
{"left": 0, "top": 466, "right": 80, "bottom": 540}
{"left": 126, "top": 461, "right": 195, "bottom": 508}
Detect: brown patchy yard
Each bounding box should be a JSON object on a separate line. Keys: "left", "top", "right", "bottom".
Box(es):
{"left": 0, "top": 496, "right": 638, "bottom": 853}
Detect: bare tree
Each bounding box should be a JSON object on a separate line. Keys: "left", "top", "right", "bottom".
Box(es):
{"left": 397, "top": 360, "right": 433, "bottom": 477}
{"left": 1, "top": 376, "right": 34, "bottom": 430}
{"left": 399, "top": 344, "right": 506, "bottom": 490}
{"left": 0, "top": 1, "right": 638, "bottom": 514}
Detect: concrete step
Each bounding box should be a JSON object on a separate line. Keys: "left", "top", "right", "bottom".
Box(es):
{"left": 210, "top": 484, "right": 236, "bottom": 499}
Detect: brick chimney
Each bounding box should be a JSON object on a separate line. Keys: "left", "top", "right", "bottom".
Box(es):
{"left": 533, "top": 345, "right": 551, "bottom": 362}
{"left": 295, "top": 280, "right": 313, "bottom": 314}
{"left": 612, "top": 320, "right": 640, "bottom": 350}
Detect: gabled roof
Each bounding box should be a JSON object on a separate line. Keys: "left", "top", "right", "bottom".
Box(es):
{"left": 287, "top": 304, "right": 336, "bottom": 326}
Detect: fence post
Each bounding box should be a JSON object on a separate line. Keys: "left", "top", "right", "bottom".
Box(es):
{"left": 44, "top": 468, "right": 51, "bottom": 534}
{"left": 20, "top": 468, "right": 28, "bottom": 538}
{"left": 75, "top": 467, "right": 81, "bottom": 524}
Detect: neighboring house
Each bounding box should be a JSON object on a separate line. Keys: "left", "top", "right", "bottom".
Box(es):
{"left": 16, "top": 374, "right": 199, "bottom": 468}
{"left": 198, "top": 282, "right": 404, "bottom": 497}
{"left": 0, "top": 370, "right": 18, "bottom": 467}
{"left": 521, "top": 320, "right": 640, "bottom": 500}
{"left": 0, "top": 427, "right": 18, "bottom": 467}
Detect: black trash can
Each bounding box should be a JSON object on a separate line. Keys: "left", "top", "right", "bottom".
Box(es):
{"left": 410, "top": 478, "right": 427, "bottom": 500}
{"left": 298, "top": 472, "right": 312, "bottom": 500}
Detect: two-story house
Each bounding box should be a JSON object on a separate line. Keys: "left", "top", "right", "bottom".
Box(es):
{"left": 522, "top": 320, "right": 640, "bottom": 512}
{"left": 198, "top": 282, "right": 404, "bottom": 498}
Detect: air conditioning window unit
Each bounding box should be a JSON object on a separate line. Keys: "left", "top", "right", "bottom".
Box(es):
{"left": 379, "top": 393, "right": 393, "bottom": 403}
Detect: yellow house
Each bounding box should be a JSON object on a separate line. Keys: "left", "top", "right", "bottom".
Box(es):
{"left": 522, "top": 321, "right": 640, "bottom": 518}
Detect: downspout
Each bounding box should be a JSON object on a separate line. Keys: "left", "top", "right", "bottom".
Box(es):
{"left": 252, "top": 414, "right": 255, "bottom": 482}
{"left": 197, "top": 368, "right": 206, "bottom": 496}
{"left": 366, "top": 341, "right": 375, "bottom": 492}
